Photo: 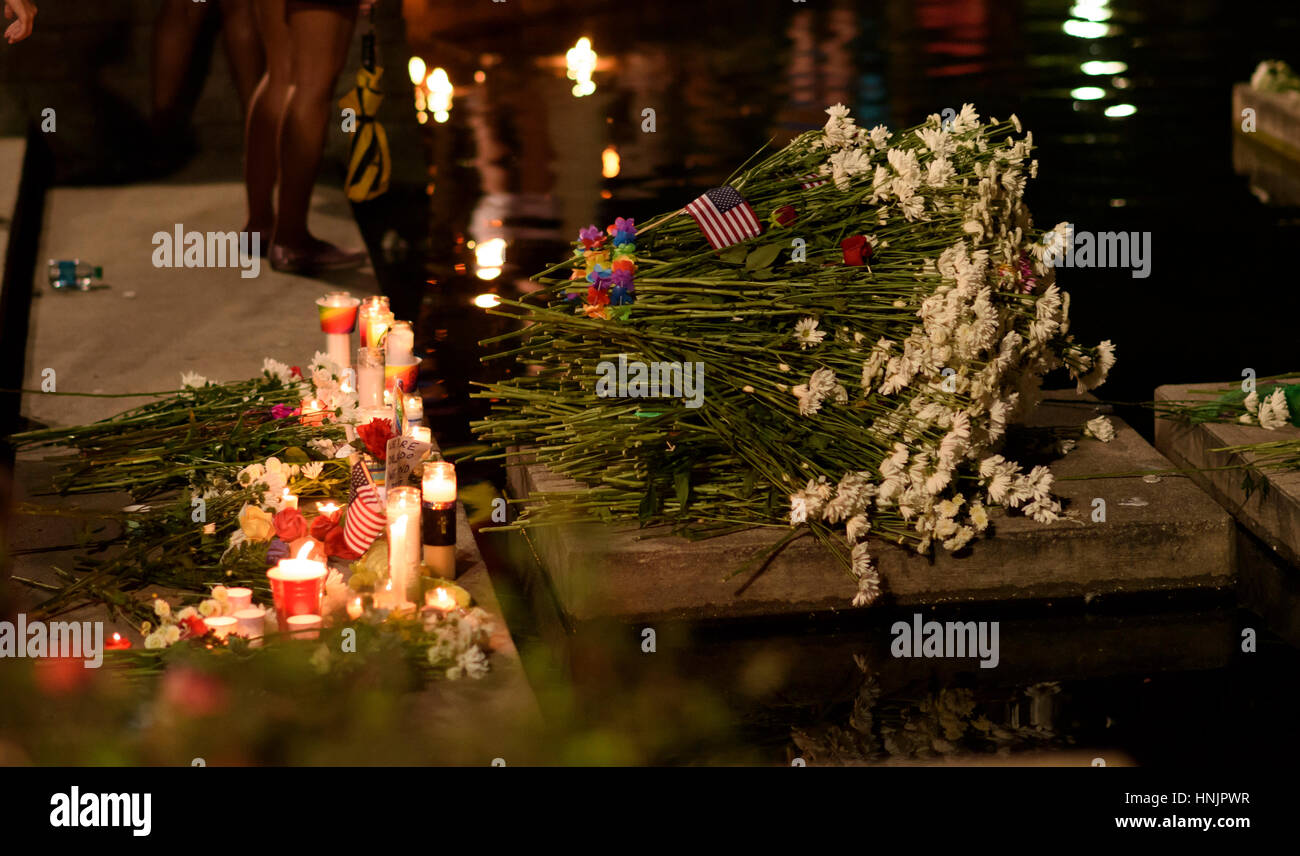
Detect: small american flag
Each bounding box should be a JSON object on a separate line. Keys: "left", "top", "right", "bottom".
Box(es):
{"left": 684, "top": 186, "right": 763, "bottom": 250}
{"left": 799, "top": 172, "right": 829, "bottom": 189}
{"left": 343, "top": 458, "right": 386, "bottom": 555}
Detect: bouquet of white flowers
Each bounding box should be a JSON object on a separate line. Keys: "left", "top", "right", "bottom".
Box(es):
{"left": 473, "top": 103, "right": 1114, "bottom": 606}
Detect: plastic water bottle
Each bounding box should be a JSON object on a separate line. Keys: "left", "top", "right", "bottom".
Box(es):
{"left": 48, "top": 259, "right": 103, "bottom": 291}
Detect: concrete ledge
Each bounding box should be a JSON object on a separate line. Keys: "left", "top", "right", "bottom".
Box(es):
{"left": 508, "top": 395, "right": 1236, "bottom": 623}
{"left": 1155, "top": 379, "right": 1300, "bottom": 569}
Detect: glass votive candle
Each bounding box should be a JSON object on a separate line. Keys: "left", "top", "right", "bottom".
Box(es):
{"left": 226, "top": 587, "right": 253, "bottom": 612}
{"left": 386, "top": 487, "right": 422, "bottom": 605}
{"left": 206, "top": 615, "right": 238, "bottom": 639}
{"left": 287, "top": 614, "right": 323, "bottom": 640}
{"left": 234, "top": 607, "right": 266, "bottom": 640}
{"left": 403, "top": 392, "right": 424, "bottom": 428}
{"left": 358, "top": 296, "right": 393, "bottom": 349}
{"left": 356, "top": 346, "right": 385, "bottom": 409}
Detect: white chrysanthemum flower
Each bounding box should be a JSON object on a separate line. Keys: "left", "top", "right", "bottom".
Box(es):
{"left": 302, "top": 461, "right": 325, "bottom": 480}
{"left": 176, "top": 606, "right": 197, "bottom": 621}
{"left": 144, "top": 631, "right": 167, "bottom": 649}
{"left": 850, "top": 542, "right": 881, "bottom": 606}
{"left": 308, "top": 437, "right": 337, "bottom": 458}
{"left": 968, "top": 501, "right": 989, "bottom": 532}
{"left": 793, "top": 317, "right": 826, "bottom": 349}
{"left": 180, "top": 371, "right": 207, "bottom": 389}
{"left": 154, "top": 599, "right": 171, "bottom": 619}
{"left": 162, "top": 625, "right": 182, "bottom": 645}
{"left": 198, "top": 599, "right": 220, "bottom": 617}
{"left": 1258, "top": 388, "right": 1290, "bottom": 430}
{"left": 262, "top": 358, "right": 295, "bottom": 384}
{"left": 1077, "top": 340, "right": 1117, "bottom": 391}
{"left": 447, "top": 646, "right": 490, "bottom": 680}
{"left": 943, "top": 525, "right": 975, "bottom": 552}
{"left": 1243, "top": 390, "right": 1259, "bottom": 413}
{"left": 1083, "top": 415, "right": 1116, "bottom": 443}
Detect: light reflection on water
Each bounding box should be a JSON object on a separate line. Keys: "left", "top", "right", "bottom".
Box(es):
{"left": 386, "top": 0, "right": 1300, "bottom": 763}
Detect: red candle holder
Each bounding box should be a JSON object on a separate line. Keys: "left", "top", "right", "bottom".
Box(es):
{"left": 267, "top": 565, "right": 326, "bottom": 631}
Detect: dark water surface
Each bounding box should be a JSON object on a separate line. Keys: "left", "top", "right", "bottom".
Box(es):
{"left": 366, "top": 0, "right": 1300, "bottom": 764}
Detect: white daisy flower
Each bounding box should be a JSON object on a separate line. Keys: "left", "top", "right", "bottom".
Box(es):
{"left": 793, "top": 317, "right": 826, "bottom": 350}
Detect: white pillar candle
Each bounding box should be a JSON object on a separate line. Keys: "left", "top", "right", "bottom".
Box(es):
{"left": 356, "top": 346, "right": 385, "bottom": 409}
{"left": 280, "top": 488, "right": 298, "bottom": 510}
{"left": 226, "top": 587, "right": 253, "bottom": 612}
{"left": 386, "top": 486, "right": 422, "bottom": 608}
{"left": 385, "top": 321, "right": 415, "bottom": 365}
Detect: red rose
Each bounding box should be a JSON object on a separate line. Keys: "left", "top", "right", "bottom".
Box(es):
{"left": 325, "top": 524, "right": 361, "bottom": 560}
{"left": 357, "top": 417, "right": 394, "bottom": 461}
{"left": 841, "top": 235, "right": 873, "bottom": 266}
{"left": 290, "top": 366, "right": 303, "bottom": 379}
{"left": 310, "top": 512, "right": 339, "bottom": 542}
{"left": 180, "top": 614, "right": 208, "bottom": 639}
{"left": 273, "top": 508, "right": 308, "bottom": 542}
{"left": 773, "top": 205, "right": 797, "bottom": 228}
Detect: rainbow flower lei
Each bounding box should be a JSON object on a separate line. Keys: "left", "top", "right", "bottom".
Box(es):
{"left": 567, "top": 217, "right": 636, "bottom": 321}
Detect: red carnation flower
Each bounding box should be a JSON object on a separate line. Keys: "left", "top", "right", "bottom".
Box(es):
{"left": 357, "top": 417, "right": 395, "bottom": 461}
{"left": 324, "top": 525, "right": 361, "bottom": 561}
{"left": 310, "top": 512, "right": 339, "bottom": 542}
{"left": 179, "top": 614, "right": 209, "bottom": 639}
{"left": 841, "top": 235, "right": 873, "bottom": 266}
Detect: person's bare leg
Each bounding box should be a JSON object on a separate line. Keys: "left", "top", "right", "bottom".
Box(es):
{"left": 150, "top": 0, "right": 209, "bottom": 132}
{"left": 273, "top": 1, "right": 360, "bottom": 260}
{"left": 243, "top": 0, "right": 291, "bottom": 243}
{"left": 219, "top": 0, "right": 265, "bottom": 114}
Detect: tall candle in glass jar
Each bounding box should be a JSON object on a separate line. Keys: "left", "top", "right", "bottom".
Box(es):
{"left": 421, "top": 460, "right": 457, "bottom": 578}
{"left": 386, "top": 487, "right": 422, "bottom": 608}
{"left": 356, "top": 346, "right": 385, "bottom": 409}
{"left": 358, "top": 296, "right": 393, "bottom": 349}
{"left": 316, "top": 292, "right": 360, "bottom": 371}
{"left": 385, "top": 321, "right": 415, "bottom": 365}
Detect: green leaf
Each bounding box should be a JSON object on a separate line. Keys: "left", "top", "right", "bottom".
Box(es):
{"left": 719, "top": 246, "right": 747, "bottom": 265}
{"left": 673, "top": 469, "right": 691, "bottom": 508}
{"left": 745, "top": 243, "right": 783, "bottom": 271}
{"left": 638, "top": 483, "right": 660, "bottom": 523}
{"left": 741, "top": 468, "right": 757, "bottom": 498}
{"left": 282, "top": 445, "right": 310, "bottom": 463}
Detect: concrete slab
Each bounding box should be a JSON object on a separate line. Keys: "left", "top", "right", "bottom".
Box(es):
{"left": 0, "top": 137, "right": 23, "bottom": 263}
{"left": 507, "top": 395, "right": 1236, "bottom": 623}
{"left": 5, "top": 179, "right": 541, "bottom": 740}
{"left": 20, "top": 182, "right": 377, "bottom": 427}
{"left": 1155, "top": 379, "right": 1300, "bottom": 569}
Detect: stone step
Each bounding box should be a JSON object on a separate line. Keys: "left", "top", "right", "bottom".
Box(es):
{"left": 506, "top": 394, "right": 1236, "bottom": 623}
{"left": 1154, "top": 379, "right": 1300, "bottom": 569}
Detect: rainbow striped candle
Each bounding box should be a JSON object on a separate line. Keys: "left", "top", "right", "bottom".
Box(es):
{"left": 316, "top": 292, "right": 361, "bottom": 370}
{"left": 385, "top": 361, "right": 419, "bottom": 396}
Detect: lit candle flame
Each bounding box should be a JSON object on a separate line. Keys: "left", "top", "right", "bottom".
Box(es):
{"left": 317, "top": 501, "right": 340, "bottom": 514}
{"left": 296, "top": 540, "right": 315, "bottom": 561}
